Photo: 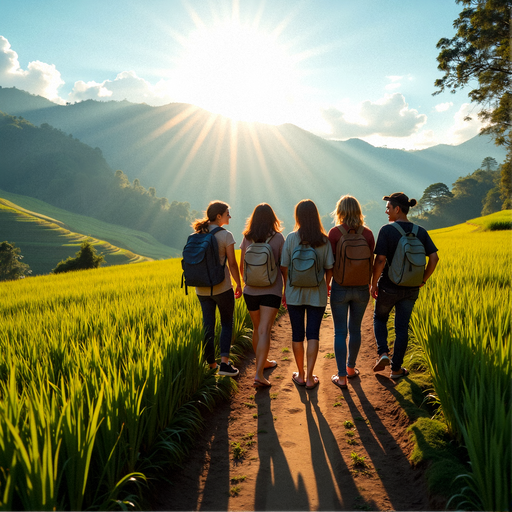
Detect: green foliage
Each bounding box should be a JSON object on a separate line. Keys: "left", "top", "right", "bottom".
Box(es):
{"left": 0, "top": 258, "right": 251, "bottom": 510}
{"left": 411, "top": 167, "right": 500, "bottom": 228}
{"left": 0, "top": 112, "right": 193, "bottom": 250}
{"left": 410, "top": 220, "right": 511, "bottom": 511}
{"left": 52, "top": 240, "right": 105, "bottom": 274}
{"left": 0, "top": 241, "right": 31, "bottom": 281}
{"left": 434, "top": 0, "right": 511, "bottom": 148}
{"left": 467, "top": 209, "right": 512, "bottom": 230}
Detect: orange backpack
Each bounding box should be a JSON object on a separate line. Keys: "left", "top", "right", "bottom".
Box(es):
{"left": 333, "top": 226, "right": 372, "bottom": 286}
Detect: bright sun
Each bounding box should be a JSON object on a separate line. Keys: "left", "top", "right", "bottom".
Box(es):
{"left": 173, "top": 20, "right": 301, "bottom": 124}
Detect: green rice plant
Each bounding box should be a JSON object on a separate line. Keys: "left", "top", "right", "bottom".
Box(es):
{"left": 409, "top": 218, "right": 511, "bottom": 510}
{"left": 0, "top": 256, "right": 252, "bottom": 510}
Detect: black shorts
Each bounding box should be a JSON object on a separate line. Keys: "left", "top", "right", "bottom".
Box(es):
{"left": 243, "top": 293, "right": 282, "bottom": 311}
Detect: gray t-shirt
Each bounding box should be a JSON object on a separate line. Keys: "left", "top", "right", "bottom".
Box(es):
{"left": 195, "top": 225, "right": 236, "bottom": 296}
{"left": 281, "top": 231, "right": 334, "bottom": 307}
{"left": 240, "top": 232, "right": 285, "bottom": 297}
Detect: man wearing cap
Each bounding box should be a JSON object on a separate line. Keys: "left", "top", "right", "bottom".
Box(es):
{"left": 371, "top": 192, "right": 439, "bottom": 379}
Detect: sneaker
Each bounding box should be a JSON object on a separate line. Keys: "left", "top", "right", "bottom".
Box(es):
{"left": 218, "top": 362, "right": 239, "bottom": 377}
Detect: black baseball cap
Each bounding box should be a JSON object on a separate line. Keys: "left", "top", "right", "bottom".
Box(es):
{"left": 383, "top": 192, "right": 412, "bottom": 208}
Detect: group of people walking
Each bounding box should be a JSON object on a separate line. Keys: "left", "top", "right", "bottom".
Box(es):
{"left": 184, "top": 193, "right": 439, "bottom": 390}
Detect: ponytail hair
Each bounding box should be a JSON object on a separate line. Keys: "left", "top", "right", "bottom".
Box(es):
{"left": 192, "top": 201, "right": 229, "bottom": 233}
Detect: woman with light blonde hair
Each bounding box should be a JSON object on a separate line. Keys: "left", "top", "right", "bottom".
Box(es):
{"left": 328, "top": 195, "right": 375, "bottom": 389}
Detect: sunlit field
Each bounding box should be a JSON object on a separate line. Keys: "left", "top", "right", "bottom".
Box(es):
{"left": 0, "top": 259, "right": 250, "bottom": 510}
{"left": 410, "top": 218, "right": 511, "bottom": 511}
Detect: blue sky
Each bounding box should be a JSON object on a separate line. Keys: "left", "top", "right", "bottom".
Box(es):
{"left": 1, "top": 0, "right": 483, "bottom": 149}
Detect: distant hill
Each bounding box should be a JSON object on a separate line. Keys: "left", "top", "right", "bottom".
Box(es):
{"left": 0, "top": 196, "right": 152, "bottom": 275}
{"left": 0, "top": 189, "right": 179, "bottom": 260}
{"left": 0, "top": 86, "right": 506, "bottom": 236}
{"left": 0, "top": 110, "right": 194, "bottom": 249}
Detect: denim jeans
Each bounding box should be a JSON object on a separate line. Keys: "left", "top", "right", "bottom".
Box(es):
{"left": 330, "top": 282, "right": 369, "bottom": 376}
{"left": 197, "top": 289, "right": 235, "bottom": 364}
{"left": 373, "top": 285, "right": 419, "bottom": 372}
{"left": 287, "top": 304, "right": 326, "bottom": 341}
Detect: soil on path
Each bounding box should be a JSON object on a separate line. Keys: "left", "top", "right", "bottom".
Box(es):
{"left": 152, "top": 304, "right": 431, "bottom": 511}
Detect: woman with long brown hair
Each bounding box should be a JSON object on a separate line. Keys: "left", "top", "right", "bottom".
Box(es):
{"left": 192, "top": 200, "right": 242, "bottom": 376}
{"left": 240, "top": 203, "right": 285, "bottom": 388}
{"left": 328, "top": 195, "right": 375, "bottom": 389}
{"left": 280, "top": 199, "right": 334, "bottom": 389}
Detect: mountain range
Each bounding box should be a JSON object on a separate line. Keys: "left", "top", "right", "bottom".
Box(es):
{"left": 0, "top": 86, "right": 506, "bottom": 237}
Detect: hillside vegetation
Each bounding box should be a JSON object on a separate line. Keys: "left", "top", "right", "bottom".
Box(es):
{"left": 0, "top": 111, "right": 194, "bottom": 249}
{"left": 0, "top": 189, "right": 179, "bottom": 261}
{"left": 0, "top": 198, "right": 150, "bottom": 275}
{"left": 0, "top": 87, "right": 506, "bottom": 237}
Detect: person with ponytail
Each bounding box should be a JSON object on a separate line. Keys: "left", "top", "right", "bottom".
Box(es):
{"left": 280, "top": 199, "right": 334, "bottom": 390}
{"left": 192, "top": 201, "right": 243, "bottom": 376}
{"left": 371, "top": 192, "right": 439, "bottom": 380}
{"left": 240, "top": 203, "right": 285, "bottom": 388}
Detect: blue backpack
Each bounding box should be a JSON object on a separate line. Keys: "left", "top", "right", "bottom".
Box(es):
{"left": 181, "top": 227, "right": 226, "bottom": 294}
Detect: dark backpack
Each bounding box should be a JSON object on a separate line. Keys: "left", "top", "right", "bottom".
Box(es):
{"left": 243, "top": 235, "right": 279, "bottom": 287}
{"left": 333, "top": 226, "right": 372, "bottom": 286}
{"left": 289, "top": 243, "right": 322, "bottom": 287}
{"left": 181, "top": 227, "right": 226, "bottom": 294}
{"left": 388, "top": 223, "right": 426, "bottom": 286}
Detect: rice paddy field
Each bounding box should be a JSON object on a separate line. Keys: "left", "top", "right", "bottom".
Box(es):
{"left": 0, "top": 213, "right": 510, "bottom": 510}
{"left": 410, "top": 215, "right": 511, "bottom": 511}
{"left": 0, "top": 258, "right": 251, "bottom": 510}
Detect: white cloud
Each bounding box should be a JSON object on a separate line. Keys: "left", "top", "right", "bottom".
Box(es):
{"left": 435, "top": 102, "right": 453, "bottom": 112}
{"left": 447, "top": 103, "right": 484, "bottom": 144}
{"left": 322, "top": 93, "right": 427, "bottom": 139}
{"left": 68, "top": 70, "right": 173, "bottom": 105}
{"left": 0, "top": 36, "right": 64, "bottom": 103}
{"left": 386, "top": 75, "right": 402, "bottom": 82}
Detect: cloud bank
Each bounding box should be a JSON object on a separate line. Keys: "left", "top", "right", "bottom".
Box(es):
{"left": 322, "top": 93, "right": 427, "bottom": 139}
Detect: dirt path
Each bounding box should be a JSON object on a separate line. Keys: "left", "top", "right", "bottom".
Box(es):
{"left": 152, "top": 304, "right": 431, "bottom": 511}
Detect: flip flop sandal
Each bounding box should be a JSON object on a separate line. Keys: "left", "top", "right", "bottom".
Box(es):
{"left": 265, "top": 360, "right": 278, "bottom": 369}
{"left": 253, "top": 378, "right": 272, "bottom": 388}
{"left": 347, "top": 369, "right": 360, "bottom": 379}
{"left": 390, "top": 368, "right": 409, "bottom": 380}
{"left": 305, "top": 376, "right": 320, "bottom": 390}
{"left": 292, "top": 372, "right": 306, "bottom": 386}
{"left": 331, "top": 375, "right": 348, "bottom": 389}
{"left": 373, "top": 355, "right": 390, "bottom": 372}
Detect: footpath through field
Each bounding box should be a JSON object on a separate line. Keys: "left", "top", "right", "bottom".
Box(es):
{"left": 153, "top": 305, "right": 430, "bottom": 511}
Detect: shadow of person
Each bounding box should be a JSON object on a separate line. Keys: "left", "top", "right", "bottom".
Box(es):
{"left": 254, "top": 389, "right": 310, "bottom": 511}
{"left": 305, "top": 390, "right": 376, "bottom": 510}
{"left": 345, "top": 378, "right": 429, "bottom": 511}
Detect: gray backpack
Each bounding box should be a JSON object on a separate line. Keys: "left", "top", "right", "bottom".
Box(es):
{"left": 243, "top": 235, "right": 278, "bottom": 287}
{"left": 289, "top": 243, "right": 322, "bottom": 287}
{"left": 388, "top": 223, "right": 426, "bottom": 286}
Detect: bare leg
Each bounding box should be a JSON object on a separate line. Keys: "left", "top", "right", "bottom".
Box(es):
{"left": 305, "top": 339, "right": 319, "bottom": 387}
{"left": 292, "top": 341, "right": 306, "bottom": 383}
{"left": 254, "top": 306, "right": 279, "bottom": 384}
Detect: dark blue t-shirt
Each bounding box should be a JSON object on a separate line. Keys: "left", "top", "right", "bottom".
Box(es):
{"left": 374, "top": 221, "right": 438, "bottom": 289}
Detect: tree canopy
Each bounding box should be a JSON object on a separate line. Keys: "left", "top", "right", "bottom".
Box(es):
{"left": 53, "top": 240, "right": 105, "bottom": 274}
{"left": 0, "top": 241, "right": 31, "bottom": 281}
{"left": 434, "top": 0, "right": 511, "bottom": 148}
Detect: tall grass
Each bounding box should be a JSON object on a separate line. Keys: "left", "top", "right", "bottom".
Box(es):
{"left": 0, "top": 258, "right": 250, "bottom": 510}
{"left": 409, "top": 221, "right": 511, "bottom": 511}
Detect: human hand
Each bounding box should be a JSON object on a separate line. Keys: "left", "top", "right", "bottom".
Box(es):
{"left": 371, "top": 284, "right": 378, "bottom": 299}
{"left": 282, "top": 293, "right": 287, "bottom": 309}
{"left": 234, "top": 285, "right": 242, "bottom": 299}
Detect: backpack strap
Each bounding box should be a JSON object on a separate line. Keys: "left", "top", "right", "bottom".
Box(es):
{"left": 210, "top": 226, "right": 224, "bottom": 235}
{"left": 391, "top": 223, "right": 407, "bottom": 236}
{"left": 411, "top": 224, "right": 419, "bottom": 236}
{"left": 337, "top": 226, "right": 348, "bottom": 236}
{"left": 356, "top": 226, "right": 364, "bottom": 235}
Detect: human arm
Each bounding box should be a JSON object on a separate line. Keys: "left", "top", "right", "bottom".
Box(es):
{"left": 325, "top": 268, "right": 333, "bottom": 296}
{"left": 226, "top": 244, "right": 242, "bottom": 298}
{"left": 371, "top": 255, "right": 386, "bottom": 299}
{"left": 239, "top": 246, "right": 246, "bottom": 284}
{"left": 421, "top": 252, "right": 439, "bottom": 287}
